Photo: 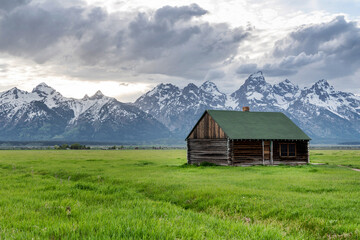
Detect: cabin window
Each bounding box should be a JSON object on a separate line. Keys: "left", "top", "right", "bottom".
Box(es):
{"left": 289, "top": 144, "right": 296, "bottom": 156}
{"left": 280, "top": 143, "right": 296, "bottom": 157}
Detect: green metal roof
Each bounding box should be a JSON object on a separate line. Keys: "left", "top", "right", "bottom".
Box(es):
{"left": 206, "top": 110, "right": 311, "bottom": 140}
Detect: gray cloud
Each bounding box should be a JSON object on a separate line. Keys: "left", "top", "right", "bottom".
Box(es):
{"left": 205, "top": 70, "right": 225, "bottom": 81}
{"left": 236, "top": 16, "right": 360, "bottom": 80}
{"left": 261, "top": 64, "right": 297, "bottom": 77}
{"left": 271, "top": 16, "right": 360, "bottom": 78}
{"left": 124, "top": 5, "right": 249, "bottom": 78}
{"left": 0, "top": 0, "right": 31, "bottom": 11}
{"left": 135, "top": 21, "right": 248, "bottom": 78}
{"left": 0, "top": 3, "right": 108, "bottom": 63}
{"left": 236, "top": 63, "right": 296, "bottom": 77}
{"left": 154, "top": 4, "right": 208, "bottom": 23}
{"left": 236, "top": 63, "right": 258, "bottom": 75}
{"left": 0, "top": 2, "right": 249, "bottom": 80}
{"left": 126, "top": 7, "right": 204, "bottom": 60}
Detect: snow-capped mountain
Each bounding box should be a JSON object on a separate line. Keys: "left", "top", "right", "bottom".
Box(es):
{"left": 1, "top": 73, "right": 359, "bottom": 143}
{"left": 135, "top": 71, "right": 360, "bottom": 143}
{"left": 0, "top": 83, "right": 170, "bottom": 142}
{"left": 287, "top": 79, "right": 360, "bottom": 142}
{"left": 228, "top": 72, "right": 302, "bottom": 111}
{"left": 134, "top": 81, "right": 226, "bottom": 135}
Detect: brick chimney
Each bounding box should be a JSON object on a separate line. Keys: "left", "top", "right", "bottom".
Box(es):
{"left": 242, "top": 106, "right": 250, "bottom": 112}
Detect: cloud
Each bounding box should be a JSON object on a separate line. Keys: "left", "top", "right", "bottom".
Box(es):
{"left": 0, "top": 63, "right": 8, "bottom": 73}
{"left": 0, "top": 0, "right": 31, "bottom": 12}
{"left": 236, "top": 63, "right": 258, "bottom": 75}
{"left": 126, "top": 5, "right": 205, "bottom": 60}
{"left": 235, "top": 16, "right": 360, "bottom": 80}
{"left": 236, "top": 62, "right": 296, "bottom": 77}
{"left": 0, "top": 1, "right": 249, "bottom": 80}
{"left": 271, "top": 16, "right": 360, "bottom": 78}
{"left": 205, "top": 70, "right": 225, "bottom": 81}
{"left": 154, "top": 4, "right": 208, "bottom": 23}
{"left": 0, "top": 2, "right": 108, "bottom": 63}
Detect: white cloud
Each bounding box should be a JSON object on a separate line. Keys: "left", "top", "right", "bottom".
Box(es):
{"left": 0, "top": 0, "right": 359, "bottom": 100}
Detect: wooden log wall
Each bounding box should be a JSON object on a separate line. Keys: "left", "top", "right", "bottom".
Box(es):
{"left": 188, "top": 113, "right": 226, "bottom": 139}
{"left": 263, "top": 141, "right": 270, "bottom": 160}
{"left": 231, "top": 140, "right": 263, "bottom": 165}
{"left": 187, "top": 139, "right": 228, "bottom": 165}
{"left": 273, "top": 140, "right": 308, "bottom": 162}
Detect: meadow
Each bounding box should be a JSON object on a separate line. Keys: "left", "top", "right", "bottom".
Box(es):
{"left": 0, "top": 149, "right": 359, "bottom": 239}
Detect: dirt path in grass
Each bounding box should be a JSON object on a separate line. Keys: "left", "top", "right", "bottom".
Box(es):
{"left": 337, "top": 165, "right": 360, "bottom": 172}
{"left": 311, "top": 163, "right": 360, "bottom": 172}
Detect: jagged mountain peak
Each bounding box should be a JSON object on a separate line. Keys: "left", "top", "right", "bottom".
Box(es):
{"left": 134, "top": 83, "right": 181, "bottom": 110}
{"left": 276, "top": 79, "right": 297, "bottom": 88}
{"left": 182, "top": 83, "right": 200, "bottom": 98}
{"left": 36, "top": 82, "right": 50, "bottom": 87}
{"left": 274, "top": 79, "right": 299, "bottom": 94}
{"left": 200, "top": 81, "right": 218, "bottom": 91}
{"left": 200, "top": 80, "right": 216, "bottom": 87}
{"left": 4, "top": 87, "right": 24, "bottom": 95}
{"left": 89, "top": 90, "right": 106, "bottom": 100}
{"left": 315, "top": 79, "right": 329, "bottom": 84}
{"left": 94, "top": 90, "right": 104, "bottom": 96}
{"left": 142, "top": 83, "right": 180, "bottom": 98}
{"left": 306, "top": 79, "right": 335, "bottom": 100}
{"left": 157, "top": 83, "right": 178, "bottom": 90}
{"left": 32, "top": 82, "right": 57, "bottom": 96}
{"left": 9, "top": 86, "right": 19, "bottom": 91}
{"left": 281, "top": 79, "right": 293, "bottom": 85}
{"left": 82, "top": 94, "right": 90, "bottom": 100}
{"left": 249, "top": 71, "right": 263, "bottom": 78}
{"left": 0, "top": 86, "right": 40, "bottom": 103}
{"left": 184, "top": 83, "right": 198, "bottom": 90}
{"left": 244, "top": 71, "right": 267, "bottom": 86}
{"left": 33, "top": 82, "right": 53, "bottom": 90}
{"left": 199, "top": 81, "right": 226, "bottom": 99}
{"left": 312, "top": 79, "right": 332, "bottom": 89}
{"left": 151, "top": 83, "right": 179, "bottom": 94}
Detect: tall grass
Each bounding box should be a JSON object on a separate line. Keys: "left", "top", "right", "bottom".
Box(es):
{"left": 0, "top": 150, "right": 359, "bottom": 239}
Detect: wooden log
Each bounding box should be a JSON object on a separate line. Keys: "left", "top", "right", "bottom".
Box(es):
{"left": 262, "top": 140, "right": 265, "bottom": 166}
{"left": 270, "top": 141, "right": 273, "bottom": 165}
{"left": 187, "top": 140, "right": 190, "bottom": 164}
{"left": 307, "top": 141, "right": 310, "bottom": 163}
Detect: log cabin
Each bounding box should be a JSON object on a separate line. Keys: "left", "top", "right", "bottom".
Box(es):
{"left": 186, "top": 108, "right": 311, "bottom": 166}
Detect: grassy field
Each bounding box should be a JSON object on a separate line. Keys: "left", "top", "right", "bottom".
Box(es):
{"left": 311, "top": 150, "right": 360, "bottom": 169}
{"left": 0, "top": 150, "right": 359, "bottom": 239}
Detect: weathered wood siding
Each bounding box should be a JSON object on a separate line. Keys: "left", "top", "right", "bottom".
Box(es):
{"left": 263, "top": 141, "right": 270, "bottom": 160}
{"left": 187, "top": 139, "right": 228, "bottom": 165}
{"left": 188, "top": 113, "right": 226, "bottom": 139}
{"left": 273, "top": 140, "right": 308, "bottom": 164}
{"left": 231, "top": 140, "right": 263, "bottom": 165}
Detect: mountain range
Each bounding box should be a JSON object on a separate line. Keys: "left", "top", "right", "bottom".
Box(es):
{"left": 1, "top": 71, "right": 359, "bottom": 144}
{"left": 134, "top": 72, "right": 360, "bottom": 144}
{"left": 0, "top": 83, "right": 170, "bottom": 143}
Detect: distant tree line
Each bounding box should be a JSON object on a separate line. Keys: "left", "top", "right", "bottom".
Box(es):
{"left": 54, "top": 143, "right": 90, "bottom": 150}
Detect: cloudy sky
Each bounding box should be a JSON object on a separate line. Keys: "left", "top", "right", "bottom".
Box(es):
{"left": 0, "top": 0, "right": 359, "bottom": 101}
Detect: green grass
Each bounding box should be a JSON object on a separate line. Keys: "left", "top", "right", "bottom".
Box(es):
{"left": 311, "top": 150, "right": 360, "bottom": 169}
{"left": 0, "top": 150, "right": 359, "bottom": 239}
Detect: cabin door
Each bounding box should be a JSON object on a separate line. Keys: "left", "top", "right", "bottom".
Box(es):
{"left": 263, "top": 141, "right": 270, "bottom": 164}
